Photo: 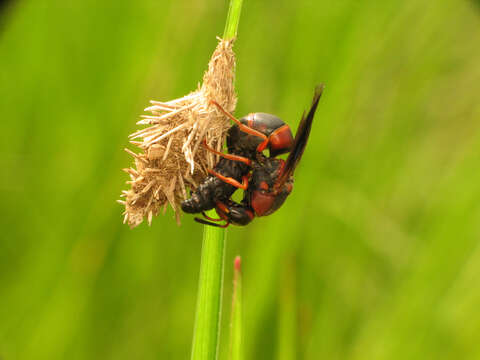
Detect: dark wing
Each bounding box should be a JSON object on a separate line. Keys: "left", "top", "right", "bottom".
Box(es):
{"left": 275, "top": 84, "right": 324, "bottom": 190}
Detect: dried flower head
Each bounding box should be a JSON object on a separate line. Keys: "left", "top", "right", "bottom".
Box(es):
{"left": 118, "top": 38, "right": 237, "bottom": 228}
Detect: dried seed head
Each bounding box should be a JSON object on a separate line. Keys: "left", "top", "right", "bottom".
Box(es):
{"left": 121, "top": 37, "right": 237, "bottom": 228}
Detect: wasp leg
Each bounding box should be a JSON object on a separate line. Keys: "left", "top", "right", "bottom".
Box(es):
{"left": 201, "top": 211, "right": 223, "bottom": 222}
{"left": 256, "top": 137, "right": 270, "bottom": 153}
{"left": 194, "top": 217, "right": 230, "bottom": 228}
{"left": 207, "top": 169, "right": 249, "bottom": 190}
{"left": 202, "top": 140, "right": 252, "bottom": 166}
{"left": 210, "top": 100, "right": 268, "bottom": 142}
{"left": 216, "top": 200, "right": 255, "bottom": 226}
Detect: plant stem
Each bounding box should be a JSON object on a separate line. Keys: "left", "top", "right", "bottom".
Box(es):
{"left": 191, "top": 211, "right": 227, "bottom": 360}
{"left": 223, "top": 0, "right": 243, "bottom": 40}
{"left": 229, "top": 256, "right": 243, "bottom": 360}
{"left": 190, "top": 1, "right": 243, "bottom": 359}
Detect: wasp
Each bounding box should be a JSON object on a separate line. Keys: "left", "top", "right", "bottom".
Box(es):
{"left": 181, "top": 85, "right": 324, "bottom": 227}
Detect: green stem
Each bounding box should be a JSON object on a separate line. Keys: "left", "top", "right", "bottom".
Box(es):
{"left": 191, "top": 211, "right": 227, "bottom": 360}
{"left": 229, "top": 256, "right": 243, "bottom": 360}
{"left": 190, "top": 0, "right": 243, "bottom": 359}
{"left": 223, "top": 0, "right": 243, "bottom": 40}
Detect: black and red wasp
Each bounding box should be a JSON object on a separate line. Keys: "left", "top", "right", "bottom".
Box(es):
{"left": 181, "top": 85, "right": 324, "bottom": 227}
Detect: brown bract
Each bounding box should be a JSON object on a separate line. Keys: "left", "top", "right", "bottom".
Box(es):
{"left": 119, "top": 38, "right": 237, "bottom": 228}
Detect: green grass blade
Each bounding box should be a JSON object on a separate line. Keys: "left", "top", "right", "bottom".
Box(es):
{"left": 191, "top": 210, "right": 227, "bottom": 360}
{"left": 223, "top": 0, "right": 243, "bottom": 39}
{"left": 229, "top": 256, "right": 243, "bottom": 360}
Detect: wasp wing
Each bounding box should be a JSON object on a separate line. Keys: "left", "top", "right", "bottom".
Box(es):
{"left": 275, "top": 84, "right": 324, "bottom": 189}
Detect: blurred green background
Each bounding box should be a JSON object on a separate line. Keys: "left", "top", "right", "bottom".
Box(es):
{"left": 1, "top": 0, "right": 480, "bottom": 359}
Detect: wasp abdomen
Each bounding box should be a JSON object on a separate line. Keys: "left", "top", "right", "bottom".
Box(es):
{"left": 181, "top": 157, "right": 249, "bottom": 213}
{"left": 181, "top": 177, "right": 231, "bottom": 213}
